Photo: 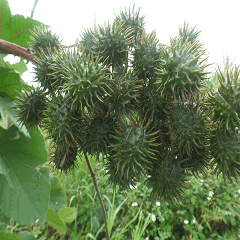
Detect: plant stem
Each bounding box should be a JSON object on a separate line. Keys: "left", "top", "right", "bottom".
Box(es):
{"left": 30, "top": 0, "right": 39, "bottom": 18}
{"left": 83, "top": 152, "right": 110, "bottom": 240}
{"left": 0, "top": 40, "right": 34, "bottom": 62}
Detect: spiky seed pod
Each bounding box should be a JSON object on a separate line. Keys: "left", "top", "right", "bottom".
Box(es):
{"left": 82, "top": 112, "right": 116, "bottom": 157}
{"left": 104, "top": 151, "right": 135, "bottom": 191}
{"left": 104, "top": 115, "right": 160, "bottom": 190}
{"left": 207, "top": 66, "right": 240, "bottom": 181}
{"left": 63, "top": 51, "right": 113, "bottom": 114}
{"left": 167, "top": 101, "right": 209, "bottom": 175}
{"left": 107, "top": 68, "right": 142, "bottom": 116}
{"left": 92, "top": 20, "right": 134, "bottom": 69}
{"left": 209, "top": 128, "right": 240, "bottom": 181}
{"left": 33, "top": 47, "right": 58, "bottom": 92}
{"left": 137, "top": 82, "right": 167, "bottom": 122}
{"left": 178, "top": 21, "right": 201, "bottom": 44}
{"left": 29, "top": 25, "right": 61, "bottom": 57}
{"left": 132, "top": 30, "right": 161, "bottom": 81}
{"left": 49, "top": 45, "right": 83, "bottom": 90}
{"left": 114, "top": 4, "right": 146, "bottom": 47}
{"left": 42, "top": 97, "right": 83, "bottom": 149}
{"left": 156, "top": 38, "right": 208, "bottom": 101}
{"left": 208, "top": 66, "right": 240, "bottom": 132}
{"left": 146, "top": 152, "right": 190, "bottom": 203}
{"left": 52, "top": 144, "right": 78, "bottom": 173}
{"left": 14, "top": 86, "right": 47, "bottom": 129}
{"left": 79, "top": 27, "right": 97, "bottom": 56}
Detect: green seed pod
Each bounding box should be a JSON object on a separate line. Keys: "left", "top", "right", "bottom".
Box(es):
{"left": 82, "top": 112, "right": 116, "bottom": 157}
{"left": 146, "top": 151, "right": 190, "bottom": 203}
{"left": 92, "top": 20, "right": 134, "bottom": 69}
{"left": 137, "top": 80, "right": 167, "bottom": 121}
{"left": 178, "top": 21, "right": 201, "bottom": 44}
{"left": 63, "top": 51, "right": 113, "bottom": 114}
{"left": 207, "top": 66, "right": 240, "bottom": 181}
{"left": 105, "top": 115, "right": 160, "bottom": 190}
{"left": 132, "top": 30, "right": 161, "bottom": 81}
{"left": 14, "top": 86, "right": 47, "bottom": 129}
{"left": 29, "top": 25, "right": 61, "bottom": 57}
{"left": 52, "top": 143, "right": 78, "bottom": 173}
{"left": 114, "top": 4, "right": 146, "bottom": 47}
{"left": 79, "top": 27, "right": 97, "bottom": 56}
{"left": 156, "top": 37, "right": 208, "bottom": 101}
{"left": 167, "top": 101, "right": 209, "bottom": 175}
{"left": 209, "top": 127, "right": 240, "bottom": 181}
{"left": 107, "top": 68, "right": 142, "bottom": 117}
{"left": 208, "top": 66, "right": 240, "bottom": 132}
{"left": 33, "top": 47, "right": 58, "bottom": 92}
{"left": 42, "top": 96, "right": 83, "bottom": 149}
{"left": 49, "top": 45, "right": 84, "bottom": 91}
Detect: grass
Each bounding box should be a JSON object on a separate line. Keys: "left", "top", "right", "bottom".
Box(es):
{"left": 18, "top": 152, "right": 238, "bottom": 240}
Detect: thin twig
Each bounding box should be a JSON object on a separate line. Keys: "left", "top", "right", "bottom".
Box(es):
{"left": 30, "top": 0, "right": 39, "bottom": 18}
{"left": 83, "top": 152, "right": 110, "bottom": 240}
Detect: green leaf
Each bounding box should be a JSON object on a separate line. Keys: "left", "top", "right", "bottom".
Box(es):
{"left": 0, "top": 4, "right": 44, "bottom": 46}
{"left": 0, "top": 95, "right": 30, "bottom": 138}
{"left": 0, "top": 0, "right": 12, "bottom": 40}
{"left": 0, "top": 208, "right": 10, "bottom": 231}
{"left": 0, "top": 129, "right": 14, "bottom": 187}
{"left": 17, "top": 231, "right": 36, "bottom": 240}
{"left": 48, "top": 176, "right": 67, "bottom": 214}
{"left": 0, "top": 67, "right": 29, "bottom": 98}
{"left": 5, "top": 59, "right": 28, "bottom": 76}
{"left": 0, "top": 232, "right": 22, "bottom": 240}
{"left": 0, "top": 125, "right": 50, "bottom": 226}
{"left": 57, "top": 207, "right": 77, "bottom": 223}
{"left": 46, "top": 208, "right": 67, "bottom": 235}
{"left": 7, "top": 15, "right": 44, "bottom": 46}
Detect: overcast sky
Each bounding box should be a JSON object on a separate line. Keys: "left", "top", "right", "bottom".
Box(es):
{"left": 5, "top": 0, "right": 240, "bottom": 85}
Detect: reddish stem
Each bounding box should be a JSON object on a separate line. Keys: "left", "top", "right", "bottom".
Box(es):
{"left": 0, "top": 39, "right": 35, "bottom": 63}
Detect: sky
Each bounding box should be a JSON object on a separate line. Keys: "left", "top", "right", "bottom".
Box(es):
{"left": 5, "top": 0, "right": 240, "bottom": 86}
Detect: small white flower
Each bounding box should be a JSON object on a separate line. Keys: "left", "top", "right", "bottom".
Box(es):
{"left": 192, "top": 219, "right": 196, "bottom": 223}
{"left": 146, "top": 237, "right": 149, "bottom": 240}
{"left": 238, "top": 189, "right": 240, "bottom": 194}
{"left": 209, "top": 191, "right": 214, "bottom": 197}
{"left": 200, "top": 179, "right": 203, "bottom": 182}
{"left": 184, "top": 220, "right": 189, "bottom": 224}
{"left": 130, "top": 185, "right": 137, "bottom": 189}
{"left": 151, "top": 214, "right": 156, "bottom": 222}
{"left": 207, "top": 197, "right": 211, "bottom": 200}
{"left": 132, "top": 202, "right": 138, "bottom": 207}
{"left": 35, "top": 219, "right": 39, "bottom": 223}
{"left": 156, "top": 201, "right": 160, "bottom": 206}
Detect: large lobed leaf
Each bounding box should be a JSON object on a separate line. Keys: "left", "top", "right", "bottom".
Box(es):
{"left": 0, "top": 125, "right": 50, "bottom": 226}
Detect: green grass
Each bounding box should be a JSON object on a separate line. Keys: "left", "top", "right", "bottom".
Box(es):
{"left": 18, "top": 153, "right": 239, "bottom": 240}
